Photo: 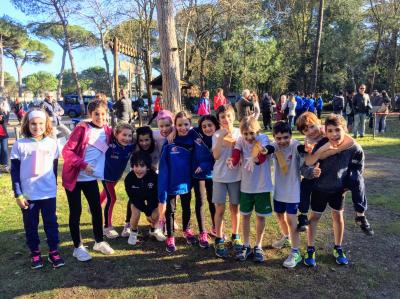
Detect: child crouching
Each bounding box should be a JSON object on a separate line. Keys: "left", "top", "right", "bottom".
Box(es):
{"left": 125, "top": 151, "right": 166, "bottom": 245}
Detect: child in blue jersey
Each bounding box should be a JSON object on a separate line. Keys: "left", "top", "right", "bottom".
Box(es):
{"left": 158, "top": 111, "right": 197, "bottom": 253}
{"left": 121, "top": 126, "right": 160, "bottom": 237}
{"left": 227, "top": 117, "right": 273, "bottom": 263}
{"left": 100, "top": 123, "right": 135, "bottom": 239}
{"left": 10, "top": 109, "right": 65, "bottom": 269}
{"left": 192, "top": 115, "right": 220, "bottom": 248}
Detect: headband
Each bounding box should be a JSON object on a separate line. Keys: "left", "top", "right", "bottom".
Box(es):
{"left": 156, "top": 110, "right": 173, "bottom": 123}
{"left": 28, "top": 110, "right": 46, "bottom": 121}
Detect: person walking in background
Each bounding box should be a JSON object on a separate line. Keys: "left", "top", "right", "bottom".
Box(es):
{"left": 315, "top": 93, "right": 323, "bottom": 119}
{"left": 148, "top": 93, "right": 163, "bottom": 125}
{"left": 0, "top": 106, "right": 9, "bottom": 173}
{"left": 251, "top": 91, "right": 261, "bottom": 121}
{"left": 197, "top": 90, "right": 211, "bottom": 116}
{"left": 376, "top": 90, "right": 391, "bottom": 134}
{"left": 113, "top": 90, "right": 133, "bottom": 124}
{"left": 13, "top": 97, "right": 25, "bottom": 124}
{"left": 294, "top": 92, "right": 304, "bottom": 124}
{"left": 260, "top": 92, "right": 275, "bottom": 130}
{"left": 0, "top": 97, "right": 11, "bottom": 124}
{"left": 352, "top": 84, "right": 372, "bottom": 138}
{"left": 213, "top": 88, "right": 227, "bottom": 111}
{"left": 42, "top": 91, "right": 71, "bottom": 139}
{"left": 276, "top": 94, "right": 287, "bottom": 121}
{"left": 344, "top": 90, "right": 355, "bottom": 131}
{"left": 282, "top": 93, "right": 297, "bottom": 129}
{"left": 332, "top": 91, "right": 345, "bottom": 115}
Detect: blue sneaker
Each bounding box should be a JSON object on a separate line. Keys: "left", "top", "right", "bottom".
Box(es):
{"left": 235, "top": 246, "right": 252, "bottom": 261}
{"left": 304, "top": 249, "right": 316, "bottom": 267}
{"left": 253, "top": 246, "right": 265, "bottom": 263}
{"left": 231, "top": 236, "right": 243, "bottom": 252}
{"left": 215, "top": 240, "right": 228, "bottom": 258}
{"left": 333, "top": 247, "right": 349, "bottom": 265}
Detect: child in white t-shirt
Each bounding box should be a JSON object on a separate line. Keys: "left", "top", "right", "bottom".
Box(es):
{"left": 10, "top": 109, "right": 64, "bottom": 269}
{"left": 212, "top": 104, "right": 242, "bottom": 258}
{"left": 227, "top": 116, "right": 273, "bottom": 263}
{"left": 271, "top": 121, "right": 307, "bottom": 269}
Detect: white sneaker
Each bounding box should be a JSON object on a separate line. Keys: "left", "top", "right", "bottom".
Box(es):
{"left": 283, "top": 251, "right": 302, "bottom": 268}
{"left": 128, "top": 231, "right": 138, "bottom": 245}
{"left": 149, "top": 228, "right": 167, "bottom": 242}
{"left": 272, "top": 235, "right": 290, "bottom": 249}
{"left": 73, "top": 245, "right": 92, "bottom": 262}
{"left": 103, "top": 227, "right": 119, "bottom": 239}
{"left": 93, "top": 241, "right": 114, "bottom": 255}
{"left": 121, "top": 223, "right": 131, "bottom": 238}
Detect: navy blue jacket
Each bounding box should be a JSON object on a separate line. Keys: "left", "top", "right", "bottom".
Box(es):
{"left": 158, "top": 132, "right": 194, "bottom": 204}
{"left": 192, "top": 127, "right": 214, "bottom": 180}
{"left": 104, "top": 139, "right": 135, "bottom": 182}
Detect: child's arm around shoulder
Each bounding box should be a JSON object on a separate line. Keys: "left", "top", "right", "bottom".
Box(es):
{"left": 62, "top": 126, "right": 88, "bottom": 170}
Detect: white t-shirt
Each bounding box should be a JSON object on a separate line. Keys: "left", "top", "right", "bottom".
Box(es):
{"left": 235, "top": 134, "right": 273, "bottom": 193}
{"left": 212, "top": 127, "right": 241, "bottom": 183}
{"left": 11, "top": 137, "right": 59, "bottom": 200}
{"left": 272, "top": 139, "right": 301, "bottom": 203}
{"left": 77, "top": 126, "right": 107, "bottom": 181}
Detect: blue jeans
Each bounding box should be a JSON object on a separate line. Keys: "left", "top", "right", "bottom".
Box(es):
{"left": 0, "top": 138, "right": 8, "bottom": 165}
{"left": 377, "top": 115, "right": 387, "bottom": 132}
{"left": 353, "top": 113, "right": 366, "bottom": 137}
{"left": 22, "top": 198, "right": 60, "bottom": 252}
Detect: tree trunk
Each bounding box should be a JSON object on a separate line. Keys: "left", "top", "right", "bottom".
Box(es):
{"left": 143, "top": 47, "right": 153, "bottom": 115}
{"left": 311, "top": 0, "right": 324, "bottom": 93}
{"left": 14, "top": 60, "right": 23, "bottom": 97}
{"left": 199, "top": 54, "right": 206, "bottom": 91}
{"left": 53, "top": 3, "right": 84, "bottom": 115}
{"left": 100, "top": 30, "right": 113, "bottom": 99}
{"left": 367, "top": 26, "right": 383, "bottom": 92}
{"left": 0, "top": 35, "right": 4, "bottom": 95}
{"left": 56, "top": 47, "right": 67, "bottom": 101}
{"left": 156, "top": 0, "right": 182, "bottom": 111}
{"left": 388, "top": 28, "right": 398, "bottom": 101}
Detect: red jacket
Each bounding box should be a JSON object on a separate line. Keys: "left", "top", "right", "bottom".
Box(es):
{"left": 213, "top": 95, "right": 227, "bottom": 111}
{"left": 154, "top": 96, "right": 162, "bottom": 112}
{"left": 62, "top": 124, "right": 112, "bottom": 191}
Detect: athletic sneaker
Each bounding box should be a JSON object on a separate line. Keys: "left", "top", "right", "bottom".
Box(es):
{"left": 333, "top": 247, "right": 349, "bottom": 265}
{"left": 235, "top": 246, "right": 252, "bottom": 261}
{"left": 149, "top": 228, "right": 166, "bottom": 242}
{"left": 48, "top": 250, "right": 65, "bottom": 268}
{"left": 103, "top": 227, "right": 119, "bottom": 239}
{"left": 93, "top": 241, "right": 114, "bottom": 255}
{"left": 355, "top": 215, "right": 374, "bottom": 236}
{"left": 304, "top": 248, "right": 316, "bottom": 267}
{"left": 128, "top": 231, "right": 138, "bottom": 245}
{"left": 183, "top": 229, "right": 198, "bottom": 245}
{"left": 214, "top": 239, "right": 228, "bottom": 258}
{"left": 283, "top": 251, "right": 302, "bottom": 268}
{"left": 121, "top": 223, "right": 131, "bottom": 238}
{"left": 272, "top": 235, "right": 291, "bottom": 249}
{"left": 30, "top": 251, "right": 43, "bottom": 269}
{"left": 73, "top": 245, "right": 92, "bottom": 262}
{"left": 297, "top": 214, "right": 309, "bottom": 232}
{"left": 253, "top": 246, "right": 265, "bottom": 263}
{"left": 231, "top": 236, "right": 243, "bottom": 252}
{"left": 198, "top": 232, "right": 210, "bottom": 248}
{"left": 166, "top": 236, "right": 176, "bottom": 253}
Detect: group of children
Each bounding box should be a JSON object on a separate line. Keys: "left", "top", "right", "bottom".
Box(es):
{"left": 10, "top": 99, "right": 373, "bottom": 270}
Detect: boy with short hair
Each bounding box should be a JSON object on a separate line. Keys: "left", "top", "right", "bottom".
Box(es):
{"left": 303, "top": 114, "right": 366, "bottom": 266}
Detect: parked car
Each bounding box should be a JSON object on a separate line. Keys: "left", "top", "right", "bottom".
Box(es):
{"left": 61, "top": 95, "right": 95, "bottom": 117}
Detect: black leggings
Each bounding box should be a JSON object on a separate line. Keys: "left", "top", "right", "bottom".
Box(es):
{"left": 166, "top": 193, "right": 191, "bottom": 237}
{"left": 65, "top": 180, "right": 103, "bottom": 248}
{"left": 193, "top": 178, "right": 214, "bottom": 233}
{"left": 125, "top": 201, "right": 131, "bottom": 223}
{"left": 148, "top": 111, "right": 159, "bottom": 125}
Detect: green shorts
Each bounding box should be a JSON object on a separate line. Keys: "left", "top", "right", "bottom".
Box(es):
{"left": 239, "top": 192, "right": 272, "bottom": 217}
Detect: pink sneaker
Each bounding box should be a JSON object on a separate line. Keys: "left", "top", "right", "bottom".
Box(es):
{"left": 166, "top": 236, "right": 176, "bottom": 253}
{"left": 183, "top": 228, "right": 198, "bottom": 245}
{"left": 199, "top": 231, "right": 210, "bottom": 248}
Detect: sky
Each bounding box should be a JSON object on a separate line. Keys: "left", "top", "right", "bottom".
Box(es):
{"left": 1, "top": 0, "right": 115, "bottom": 80}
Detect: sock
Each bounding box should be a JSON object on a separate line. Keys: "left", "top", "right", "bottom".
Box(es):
{"left": 307, "top": 246, "right": 315, "bottom": 252}
{"left": 334, "top": 245, "right": 342, "bottom": 250}
{"left": 244, "top": 242, "right": 250, "bottom": 248}
{"left": 231, "top": 233, "right": 239, "bottom": 240}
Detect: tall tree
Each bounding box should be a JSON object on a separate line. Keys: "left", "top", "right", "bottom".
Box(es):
{"left": 156, "top": 0, "right": 181, "bottom": 111}
{"left": 311, "top": 0, "right": 324, "bottom": 93}
{"left": 30, "top": 23, "right": 97, "bottom": 100}
{"left": 13, "top": 0, "right": 85, "bottom": 115}
{"left": 23, "top": 71, "right": 58, "bottom": 96}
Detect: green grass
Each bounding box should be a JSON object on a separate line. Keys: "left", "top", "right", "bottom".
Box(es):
{"left": 0, "top": 117, "right": 400, "bottom": 298}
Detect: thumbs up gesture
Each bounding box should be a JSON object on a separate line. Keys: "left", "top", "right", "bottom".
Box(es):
{"left": 312, "top": 162, "right": 321, "bottom": 178}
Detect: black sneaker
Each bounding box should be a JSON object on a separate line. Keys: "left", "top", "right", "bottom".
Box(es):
{"left": 48, "top": 250, "right": 65, "bottom": 268}
{"left": 355, "top": 216, "right": 374, "bottom": 236}
{"left": 235, "top": 246, "right": 252, "bottom": 261}
{"left": 30, "top": 251, "right": 43, "bottom": 269}
{"left": 297, "top": 214, "right": 309, "bottom": 232}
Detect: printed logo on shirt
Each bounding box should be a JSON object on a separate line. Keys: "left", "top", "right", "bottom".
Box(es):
{"left": 131, "top": 185, "right": 140, "bottom": 189}
{"left": 171, "top": 146, "right": 179, "bottom": 154}
{"left": 148, "top": 182, "right": 154, "bottom": 189}
{"left": 287, "top": 155, "right": 293, "bottom": 161}
{"left": 195, "top": 138, "right": 202, "bottom": 145}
